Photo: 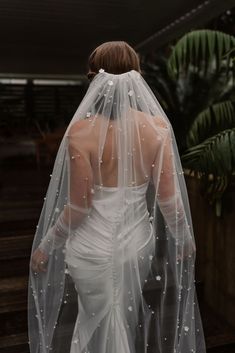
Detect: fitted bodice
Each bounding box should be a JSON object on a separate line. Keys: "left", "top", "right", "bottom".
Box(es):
{"left": 65, "top": 181, "right": 153, "bottom": 264}
{"left": 91, "top": 181, "right": 149, "bottom": 223}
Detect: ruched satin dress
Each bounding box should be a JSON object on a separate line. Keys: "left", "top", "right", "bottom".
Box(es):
{"left": 64, "top": 181, "right": 155, "bottom": 353}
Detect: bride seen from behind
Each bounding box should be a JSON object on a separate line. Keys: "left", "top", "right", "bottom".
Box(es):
{"left": 28, "top": 41, "right": 205, "bottom": 353}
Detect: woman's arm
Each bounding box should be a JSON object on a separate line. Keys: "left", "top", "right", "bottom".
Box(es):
{"left": 152, "top": 122, "right": 195, "bottom": 252}
{"left": 38, "top": 122, "right": 94, "bottom": 255}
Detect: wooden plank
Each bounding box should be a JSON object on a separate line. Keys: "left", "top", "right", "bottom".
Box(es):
{"left": 0, "top": 235, "right": 32, "bottom": 260}
{"left": 0, "top": 332, "right": 28, "bottom": 353}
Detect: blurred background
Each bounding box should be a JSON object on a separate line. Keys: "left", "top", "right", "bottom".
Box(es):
{"left": 0, "top": 1, "right": 235, "bottom": 352}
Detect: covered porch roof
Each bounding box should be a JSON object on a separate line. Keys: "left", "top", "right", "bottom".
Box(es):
{"left": 0, "top": 0, "right": 234, "bottom": 77}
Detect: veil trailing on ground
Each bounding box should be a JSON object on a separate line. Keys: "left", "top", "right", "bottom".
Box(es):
{"left": 28, "top": 69, "right": 206, "bottom": 353}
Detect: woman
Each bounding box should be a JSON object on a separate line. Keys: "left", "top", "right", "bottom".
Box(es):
{"left": 28, "top": 41, "right": 206, "bottom": 353}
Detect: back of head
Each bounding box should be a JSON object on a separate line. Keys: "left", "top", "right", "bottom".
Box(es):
{"left": 87, "top": 41, "right": 141, "bottom": 80}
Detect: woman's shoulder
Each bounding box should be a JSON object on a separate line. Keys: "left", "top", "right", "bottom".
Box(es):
{"left": 67, "top": 119, "right": 90, "bottom": 136}
{"left": 135, "top": 110, "right": 170, "bottom": 131}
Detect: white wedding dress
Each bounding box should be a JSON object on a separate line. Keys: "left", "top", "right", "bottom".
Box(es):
{"left": 64, "top": 181, "right": 155, "bottom": 353}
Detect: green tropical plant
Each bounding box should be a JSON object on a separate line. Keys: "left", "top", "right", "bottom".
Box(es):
{"left": 186, "top": 100, "right": 235, "bottom": 147}
{"left": 143, "top": 30, "right": 235, "bottom": 216}
{"left": 168, "top": 29, "right": 235, "bottom": 79}
{"left": 171, "top": 30, "right": 235, "bottom": 216}
{"left": 182, "top": 128, "right": 235, "bottom": 215}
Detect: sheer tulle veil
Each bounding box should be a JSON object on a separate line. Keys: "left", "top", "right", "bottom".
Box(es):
{"left": 28, "top": 68, "right": 206, "bottom": 353}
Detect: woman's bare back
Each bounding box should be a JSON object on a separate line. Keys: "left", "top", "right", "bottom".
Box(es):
{"left": 71, "top": 110, "right": 167, "bottom": 187}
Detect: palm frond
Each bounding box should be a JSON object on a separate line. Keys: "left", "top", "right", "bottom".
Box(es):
{"left": 186, "top": 101, "right": 235, "bottom": 147}
{"left": 182, "top": 128, "right": 235, "bottom": 176}
{"left": 168, "top": 30, "right": 235, "bottom": 78}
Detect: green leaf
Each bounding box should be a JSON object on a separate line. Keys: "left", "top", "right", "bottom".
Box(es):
{"left": 168, "top": 29, "right": 235, "bottom": 78}
{"left": 186, "top": 101, "right": 235, "bottom": 147}
{"left": 182, "top": 129, "right": 235, "bottom": 212}
{"left": 182, "top": 128, "right": 235, "bottom": 176}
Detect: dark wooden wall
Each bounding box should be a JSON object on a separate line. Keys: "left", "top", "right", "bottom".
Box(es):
{"left": 186, "top": 175, "right": 235, "bottom": 329}
{"left": 0, "top": 81, "right": 86, "bottom": 139}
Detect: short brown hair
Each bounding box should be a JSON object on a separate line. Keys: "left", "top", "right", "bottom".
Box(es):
{"left": 87, "top": 41, "right": 141, "bottom": 80}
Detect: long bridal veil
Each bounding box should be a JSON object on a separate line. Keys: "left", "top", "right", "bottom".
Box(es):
{"left": 28, "top": 69, "right": 206, "bottom": 353}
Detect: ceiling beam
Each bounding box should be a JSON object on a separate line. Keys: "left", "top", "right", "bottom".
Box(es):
{"left": 0, "top": 72, "right": 87, "bottom": 80}
{"left": 135, "top": 0, "right": 235, "bottom": 53}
